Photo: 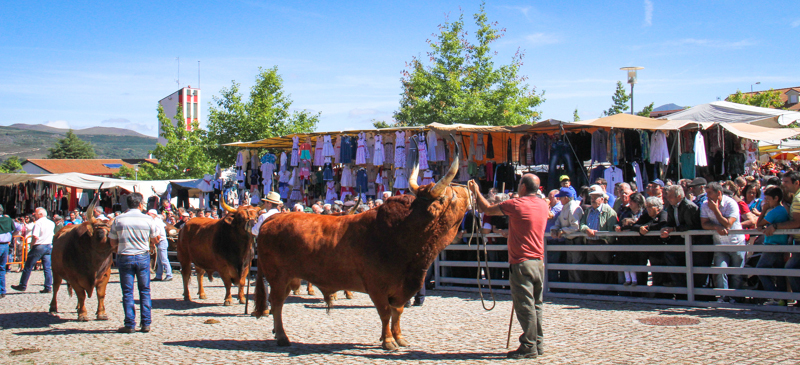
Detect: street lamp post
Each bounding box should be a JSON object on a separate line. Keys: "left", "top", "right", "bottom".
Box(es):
{"left": 620, "top": 66, "right": 644, "bottom": 114}
{"left": 751, "top": 81, "right": 761, "bottom": 92}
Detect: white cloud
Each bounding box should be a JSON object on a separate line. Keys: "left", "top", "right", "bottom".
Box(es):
{"left": 501, "top": 5, "right": 532, "bottom": 21}
{"left": 524, "top": 33, "right": 561, "bottom": 46}
{"left": 792, "top": 19, "right": 800, "bottom": 28}
{"left": 101, "top": 118, "right": 131, "bottom": 125}
{"left": 643, "top": 0, "right": 653, "bottom": 27}
{"left": 44, "top": 120, "right": 70, "bottom": 129}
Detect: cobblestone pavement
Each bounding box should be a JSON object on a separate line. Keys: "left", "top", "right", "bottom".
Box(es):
{"left": 1, "top": 270, "right": 799, "bottom": 364}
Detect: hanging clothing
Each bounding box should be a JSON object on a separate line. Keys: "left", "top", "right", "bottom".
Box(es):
{"left": 591, "top": 129, "right": 609, "bottom": 163}
{"left": 340, "top": 165, "right": 353, "bottom": 187}
{"left": 323, "top": 157, "right": 334, "bottom": 181}
{"left": 486, "top": 134, "right": 494, "bottom": 159}
{"left": 426, "top": 130, "right": 438, "bottom": 162}
{"left": 325, "top": 181, "right": 337, "bottom": 203}
{"left": 694, "top": 131, "right": 708, "bottom": 167}
{"left": 649, "top": 130, "right": 670, "bottom": 165}
{"left": 279, "top": 152, "right": 288, "bottom": 173}
{"left": 333, "top": 136, "right": 342, "bottom": 164}
{"left": 394, "top": 131, "right": 406, "bottom": 167}
{"left": 366, "top": 133, "right": 374, "bottom": 165}
{"left": 421, "top": 170, "right": 434, "bottom": 186}
{"left": 640, "top": 130, "right": 650, "bottom": 162}
{"left": 290, "top": 136, "right": 300, "bottom": 166}
{"left": 355, "top": 168, "right": 368, "bottom": 194}
{"left": 373, "top": 134, "right": 385, "bottom": 165}
{"left": 340, "top": 136, "right": 352, "bottom": 164}
{"left": 384, "top": 133, "right": 395, "bottom": 166}
{"left": 355, "top": 132, "right": 368, "bottom": 165}
{"left": 393, "top": 168, "right": 408, "bottom": 189}
{"left": 299, "top": 137, "right": 312, "bottom": 161}
{"left": 603, "top": 167, "right": 623, "bottom": 202}
{"left": 322, "top": 135, "right": 335, "bottom": 157}
{"left": 680, "top": 153, "right": 696, "bottom": 179}
{"left": 314, "top": 136, "right": 324, "bottom": 166}
{"left": 418, "top": 133, "right": 429, "bottom": 170}
{"left": 535, "top": 134, "right": 550, "bottom": 165}
{"left": 435, "top": 133, "right": 446, "bottom": 162}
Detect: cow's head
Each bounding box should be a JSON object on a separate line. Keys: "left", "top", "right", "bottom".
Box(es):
{"left": 220, "top": 197, "right": 260, "bottom": 236}
{"left": 84, "top": 197, "right": 112, "bottom": 248}
{"left": 406, "top": 135, "right": 469, "bottom": 226}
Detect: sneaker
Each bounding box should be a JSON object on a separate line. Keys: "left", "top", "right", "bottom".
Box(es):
{"left": 151, "top": 278, "right": 162, "bottom": 281}
{"left": 40, "top": 289, "right": 52, "bottom": 294}
{"left": 623, "top": 281, "right": 631, "bottom": 286}
{"left": 765, "top": 299, "right": 787, "bottom": 306}
{"left": 116, "top": 327, "right": 135, "bottom": 334}
{"left": 631, "top": 282, "right": 637, "bottom": 287}
{"left": 140, "top": 325, "right": 151, "bottom": 333}
{"left": 507, "top": 345, "right": 537, "bottom": 359}
{"left": 163, "top": 277, "right": 173, "bottom": 282}
{"left": 10, "top": 285, "right": 25, "bottom": 292}
{"left": 413, "top": 299, "right": 424, "bottom": 307}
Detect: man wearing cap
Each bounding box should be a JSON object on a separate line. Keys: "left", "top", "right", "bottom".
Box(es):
{"left": 559, "top": 175, "right": 579, "bottom": 201}
{"left": 251, "top": 192, "right": 283, "bottom": 237}
{"left": 690, "top": 177, "right": 708, "bottom": 207}
{"left": 174, "top": 212, "right": 190, "bottom": 230}
{"left": 647, "top": 179, "right": 665, "bottom": 202}
{"left": 147, "top": 210, "right": 172, "bottom": 282}
{"left": 550, "top": 186, "right": 584, "bottom": 285}
{"left": 579, "top": 185, "right": 618, "bottom": 285}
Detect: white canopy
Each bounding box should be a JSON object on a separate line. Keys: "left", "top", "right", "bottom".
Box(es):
{"left": 660, "top": 101, "right": 800, "bottom": 128}
{"left": 35, "top": 172, "right": 141, "bottom": 190}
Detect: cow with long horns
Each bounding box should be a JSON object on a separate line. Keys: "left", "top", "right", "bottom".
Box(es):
{"left": 49, "top": 196, "right": 115, "bottom": 321}
{"left": 253, "top": 136, "right": 469, "bottom": 350}
{"left": 177, "top": 199, "right": 260, "bottom": 306}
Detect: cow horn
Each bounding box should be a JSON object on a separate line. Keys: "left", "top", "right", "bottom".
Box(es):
{"left": 408, "top": 136, "right": 420, "bottom": 195}
{"left": 347, "top": 195, "right": 362, "bottom": 215}
{"left": 86, "top": 183, "right": 103, "bottom": 225}
{"left": 429, "top": 134, "right": 460, "bottom": 198}
{"left": 221, "top": 196, "right": 237, "bottom": 213}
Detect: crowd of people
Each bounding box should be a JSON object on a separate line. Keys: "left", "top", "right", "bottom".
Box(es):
{"left": 540, "top": 172, "right": 800, "bottom": 307}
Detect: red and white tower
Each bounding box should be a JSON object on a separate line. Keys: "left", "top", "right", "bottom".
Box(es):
{"left": 157, "top": 86, "right": 201, "bottom": 145}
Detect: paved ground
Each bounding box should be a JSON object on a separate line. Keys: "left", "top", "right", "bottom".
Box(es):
{"left": 1, "top": 270, "right": 799, "bottom": 364}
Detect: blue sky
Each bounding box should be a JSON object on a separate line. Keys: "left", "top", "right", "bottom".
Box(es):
{"left": 1, "top": 1, "right": 798, "bottom": 137}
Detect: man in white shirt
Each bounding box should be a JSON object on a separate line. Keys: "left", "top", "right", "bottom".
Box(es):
{"left": 147, "top": 210, "right": 172, "bottom": 282}
{"left": 251, "top": 192, "right": 283, "bottom": 237}
{"left": 700, "top": 182, "right": 745, "bottom": 295}
{"left": 12, "top": 207, "right": 56, "bottom": 293}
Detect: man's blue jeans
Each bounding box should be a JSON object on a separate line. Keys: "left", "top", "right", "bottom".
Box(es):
{"left": 547, "top": 141, "right": 575, "bottom": 190}
{"left": 155, "top": 240, "right": 172, "bottom": 280}
{"left": 0, "top": 243, "right": 8, "bottom": 295}
{"left": 117, "top": 253, "right": 151, "bottom": 328}
{"left": 713, "top": 250, "right": 745, "bottom": 290}
{"left": 756, "top": 252, "right": 787, "bottom": 292}
{"left": 18, "top": 244, "right": 52, "bottom": 291}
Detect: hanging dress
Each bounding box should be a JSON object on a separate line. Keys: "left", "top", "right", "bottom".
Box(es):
{"left": 299, "top": 160, "right": 311, "bottom": 180}
{"left": 426, "top": 130, "right": 438, "bottom": 162}
{"left": 373, "top": 134, "right": 385, "bottom": 166}
{"left": 340, "top": 136, "right": 352, "bottom": 164}
{"left": 384, "top": 133, "right": 394, "bottom": 166}
{"left": 366, "top": 133, "right": 374, "bottom": 165}
{"left": 485, "top": 134, "right": 494, "bottom": 159}
{"left": 421, "top": 170, "right": 434, "bottom": 186}
{"left": 418, "top": 133, "right": 429, "bottom": 170}
{"left": 333, "top": 136, "right": 342, "bottom": 164}
{"left": 325, "top": 181, "right": 337, "bottom": 203}
{"left": 394, "top": 131, "right": 406, "bottom": 168}
{"left": 393, "top": 168, "right": 408, "bottom": 189}
{"left": 340, "top": 165, "right": 353, "bottom": 187}
{"left": 322, "top": 157, "right": 334, "bottom": 181}
{"left": 435, "top": 133, "right": 446, "bottom": 162}
{"left": 290, "top": 136, "right": 300, "bottom": 166}
{"left": 300, "top": 137, "right": 312, "bottom": 161}
{"left": 475, "top": 133, "right": 485, "bottom": 161}
{"left": 355, "top": 132, "right": 368, "bottom": 165}
{"left": 322, "top": 135, "right": 335, "bottom": 157}
{"left": 313, "top": 136, "right": 324, "bottom": 166}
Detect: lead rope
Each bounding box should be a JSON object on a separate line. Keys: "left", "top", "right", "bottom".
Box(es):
{"left": 465, "top": 188, "right": 496, "bottom": 311}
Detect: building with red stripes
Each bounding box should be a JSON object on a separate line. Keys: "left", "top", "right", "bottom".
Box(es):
{"left": 157, "top": 86, "right": 201, "bottom": 145}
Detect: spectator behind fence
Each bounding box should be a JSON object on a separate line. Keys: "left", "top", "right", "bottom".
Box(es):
{"left": 578, "top": 185, "right": 617, "bottom": 286}
{"left": 545, "top": 189, "right": 565, "bottom": 284}
{"left": 661, "top": 185, "right": 701, "bottom": 288}
{"left": 633, "top": 197, "right": 670, "bottom": 288}
{"left": 616, "top": 192, "right": 646, "bottom": 286}
{"left": 700, "top": 182, "right": 746, "bottom": 302}
{"left": 743, "top": 183, "right": 762, "bottom": 216}
{"left": 613, "top": 183, "right": 633, "bottom": 215}
{"left": 756, "top": 185, "right": 791, "bottom": 306}
{"left": 550, "top": 187, "right": 583, "bottom": 285}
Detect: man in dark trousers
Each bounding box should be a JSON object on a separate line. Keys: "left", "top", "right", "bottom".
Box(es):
{"left": 469, "top": 174, "right": 548, "bottom": 360}
{"left": 661, "top": 185, "right": 702, "bottom": 288}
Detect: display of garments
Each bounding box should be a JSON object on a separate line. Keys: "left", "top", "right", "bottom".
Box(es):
{"left": 680, "top": 153, "right": 696, "bottom": 179}
{"left": 418, "top": 133, "right": 429, "bottom": 170}
{"left": 421, "top": 170, "right": 434, "bottom": 185}
{"left": 394, "top": 131, "right": 406, "bottom": 167}
{"left": 548, "top": 141, "right": 576, "bottom": 190}
{"left": 300, "top": 137, "right": 312, "bottom": 160}
{"left": 356, "top": 132, "right": 368, "bottom": 165}
{"left": 630, "top": 162, "right": 643, "bottom": 193}
{"left": 526, "top": 136, "right": 534, "bottom": 165}
{"left": 279, "top": 152, "right": 287, "bottom": 172}
{"left": 694, "top": 131, "right": 708, "bottom": 167}
{"left": 340, "top": 136, "right": 352, "bottom": 164}
{"left": 373, "top": 134, "right": 385, "bottom": 165}
{"left": 314, "top": 136, "right": 324, "bottom": 166}
{"left": 384, "top": 134, "right": 395, "bottom": 166}
{"left": 472, "top": 133, "right": 485, "bottom": 161}
{"left": 236, "top": 151, "right": 246, "bottom": 169}
{"left": 588, "top": 165, "right": 607, "bottom": 186}
{"left": 640, "top": 130, "right": 650, "bottom": 161}
{"left": 355, "top": 168, "right": 368, "bottom": 193}
{"left": 366, "top": 133, "right": 374, "bottom": 164}
{"left": 486, "top": 134, "right": 494, "bottom": 159}
{"left": 567, "top": 130, "right": 592, "bottom": 162}
{"left": 333, "top": 136, "right": 342, "bottom": 164}
{"left": 299, "top": 160, "right": 311, "bottom": 180}
{"left": 325, "top": 181, "right": 337, "bottom": 203}
{"left": 426, "top": 130, "right": 438, "bottom": 162}
{"left": 649, "top": 130, "right": 670, "bottom": 164}
{"left": 393, "top": 168, "right": 408, "bottom": 189}
{"left": 535, "top": 134, "right": 550, "bottom": 165}
{"left": 591, "top": 129, "right": 609, "bottom": 163}
{"left": 322, "top": 135, "right": 335, "bottom": 157}
{"left": 291, "top": 136, "right": 299, "bottom": 166}
{"left": 340, "top": 165, "right": 353, "bottom": 187}
{"left": 603, "top": 166, "right": 623, "bottom": 202}
{"left": 435, "top": 133, "right": 446, "bottom": 162}
{"left": 457, "top": 156, "right": 470, "bottom": 182}
{"left": 236, "top": 170, "right": 246, "bottom": 190}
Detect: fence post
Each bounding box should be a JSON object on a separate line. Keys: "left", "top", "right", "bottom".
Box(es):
{"left": 434, "top": 252, "right": 441, "bottom": 290}
{"left": 543, "top": 237, "right": 549, "bottom": 294}
{"left": 684, "top": 233, "right": 695, "bottom": 303}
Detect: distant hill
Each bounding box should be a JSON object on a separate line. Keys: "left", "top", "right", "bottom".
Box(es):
{"left": 8, "top": 123, "right": 152, "bottom": 138}
{"left": 0, "top": 125, "right": 156, "bottom": 161}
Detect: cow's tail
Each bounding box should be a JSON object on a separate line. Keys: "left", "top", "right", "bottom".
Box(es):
{"left": 324, "top": 294, "right": 334, "bottom": 315}
{"left": 252, "top": 271, "right": 268, "bottom": 319}
{"left": 66, "top": 282, "right": 72, "bottom": 298}
{"left": 207, "top": 272, "right": 214, "bottom": 282}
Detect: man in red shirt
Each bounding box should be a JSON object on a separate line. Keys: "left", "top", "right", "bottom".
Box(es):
{"left": 468, "top": 174, "right": 548, "bottom": 360}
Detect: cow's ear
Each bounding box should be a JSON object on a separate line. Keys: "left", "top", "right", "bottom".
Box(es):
{"left": 223, "top": 214, "right": 235, "bottom": 225}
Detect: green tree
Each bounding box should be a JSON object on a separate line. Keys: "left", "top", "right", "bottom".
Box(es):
{"left": 637, "top": 102, "right": 655, "bottom": 117}
{"left": 0, "top": 157, "right": 24, "bottom": 173}
{"left": 394, "top": 3, "right": 544, "bottom": 126}
{"left": 134, "top": 104, "right": 215, "bottom": 180}
{"left": 603, "top": 81, "right": 631, "bottom": 116}
{"left": 727, "top": 89, "right": 784, "bottom": 109}
{"left": 573, "top": 108, "right": 580, "bottom": 122}
{"left": 207, "top": 66, "right": 320, "bottom": 166}
{"left": 47, "top": 130, "right": 96, "bottom": 159}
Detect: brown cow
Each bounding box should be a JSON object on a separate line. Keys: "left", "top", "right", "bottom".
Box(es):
{"left": 253, "top": 137, "right": 468, "bottom": 350}
{"left": 49, "top": 199, "right": 114, "bottom": 321}
{"left": 177, "top": 199, "right": 259, "bottom": 306}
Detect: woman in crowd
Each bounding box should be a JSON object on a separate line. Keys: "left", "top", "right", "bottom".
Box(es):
{"left": 632, "top": 196, "right": 670, "bottom": 287}
{"left": 615, "top": 193, "right": 646, "bottom": 286}
{"left": 743, "top": 183, "right": 762, "bottom": 216}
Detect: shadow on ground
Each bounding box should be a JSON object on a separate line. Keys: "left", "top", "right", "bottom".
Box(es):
{"left": 163, "top": 339, "right": 503, "bottom": 360}
{"left": 0, "top": 312, "right": 67, "bottom": 329}
{"left": 151, "top": 298, "right": 226, "bottom": 310}
{"left": 14, "top": 328, "right": 117, "bottom": 336}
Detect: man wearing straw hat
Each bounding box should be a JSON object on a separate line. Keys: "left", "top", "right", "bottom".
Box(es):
{"left": 251, "top": 192, "right": 283, "bottom": 237}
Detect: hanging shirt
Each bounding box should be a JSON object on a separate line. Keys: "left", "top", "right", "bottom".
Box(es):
{"left": 694, "top": 131, "right": 708, "bottom": 167}
{"left": 603, "top": 166, "right": 623, "bottom": 203}
{"left": 591, "top": 129, "right": 608, "bottom": 163}
{"left": 649, "top": 130, "right": 670, "bottom": 165}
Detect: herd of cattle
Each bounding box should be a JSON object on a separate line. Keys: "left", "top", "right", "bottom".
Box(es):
{"left": 45, "top": 136, "right": 471, "bottom": 351}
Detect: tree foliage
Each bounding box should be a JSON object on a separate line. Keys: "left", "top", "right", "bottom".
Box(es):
{"left": 603, "top": 81, "right": 631, "bottom": 116}
{"left": 573, "top": 108, "right": 580, "bottom": 122}
{"left": 207, "top": 66, "right": 320, "bottom": 166}
{"left": 637, "top": 102, "right": 655, "bottom": 117}
{"left": 728, "top": 89, "right": 784, "bottom": 109}
{"left": 0, "top": 157, "right": 24, "bottom": 173}
{"left": 134, "top": 104, "right": 215, "bottom": 180}
{"left": 394, "top": 3, "right": 544, "bottom": 126}
{"left": 47, "top": 130, "right": 96, "bottom": 159}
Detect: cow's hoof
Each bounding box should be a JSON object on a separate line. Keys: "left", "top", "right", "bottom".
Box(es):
{"left": 199, "top": 294, "right": 207, "bottom": 300}
{"left": 382, "top": 340, "right": 398, "bottom": 351}
{"left": 96, "top": 314, "right": 108, "bottom": 321}
{"left": 77, "top": 315, "right": 89, "bottom": 322}
{"left": 223, "top": 300, "right": 232, "bottom": 306}
{"left": 331, "top": 294, "right": 338, "bottom": 301}
{"left": 183, "top": 297, "right": 191, "bottom": 302}
{"left": 292, "top": 289, "right": 300, "bottom": 295}
{"left": 346, "top": 292, "right": 354, "bottom": 299}
{"left": 276, "top": 337, "right": 291, "bottom": 347}
{"left": 251, "top": 309, "right": 269, "bottom": 317}
{"left": 307, "top": 290, "right": 315, "bottom": 296}
{"left": 239, "top": 298, "right": 246, "bottom": 304}
{"left": 395, "top": 337, "right": 410, "bottom": 347}
{"left": 49, "top": 307, "right": 57, "bottom": 314}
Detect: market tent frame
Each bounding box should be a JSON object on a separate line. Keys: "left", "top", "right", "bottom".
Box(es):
{"left": 34, "top": 172, "right": 141, "bottom": 190}
{"left": 660, "top": 100, "right": 800, "bottom": 128}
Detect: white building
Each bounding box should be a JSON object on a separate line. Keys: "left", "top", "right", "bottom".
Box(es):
{"left": 158, "top": 86, "right": 201, "bottom": 145}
